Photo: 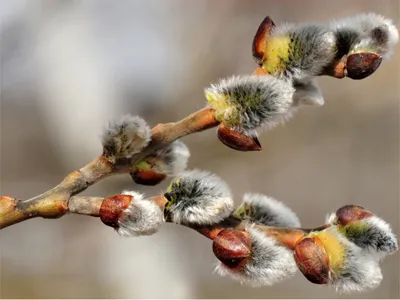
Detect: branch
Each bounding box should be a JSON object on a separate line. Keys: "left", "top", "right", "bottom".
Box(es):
{"left": 0, "top": 108, "right": 218, "bottom": 229}
{"left": 65, "top": 194, "right": 309, "bottom": 250}
{"left": 0, "top": 12, "right": 398, "bottom": 294}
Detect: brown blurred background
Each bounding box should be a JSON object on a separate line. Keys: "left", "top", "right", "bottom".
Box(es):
{"left": 1, "top": 0, "right": 399, "bottom": 298}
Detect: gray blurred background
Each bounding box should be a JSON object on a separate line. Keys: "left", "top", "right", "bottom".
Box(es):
{"left": 0, "top": 0, "right": 399, "bottom": 298}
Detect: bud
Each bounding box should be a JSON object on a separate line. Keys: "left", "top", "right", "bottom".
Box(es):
{"left": 130, "top": 167, "right": 166, "bottom": 186}
{"left": 327, "top": 205, "right": 398, "bottom": 258}
{"left": 233, "top": 193, "right": 300, "bottom": 228}
{"left": 252, "top": 17, "right": 336, "bottom": 82}
{"left": 346, "top": 52, "right": 382, "bottom": 80}
{"left": 205, "top": 75, "right": 295, "bottom": 136}
{"left": 252, "top": 16, "right": 276, "bottom": 65}
{"left": 213, "top": 229, "right": 251, "bottom": 269}
{"left": 334, "top": 205, "right": 373, "bottom": 226}
{"left": 164, "top": 170, "right": 233, "bottom": 225}
{"left": 215, "top": 226, "right": 298, "bottom": 287}
{"left": 99, "top": 191, "right": 163, "bottom": 237}
{"left": 217, "top": 122, "right": 262, "bottom": 151}
{"left": 331, "top": 13, "right": 399, "bottom": 61}
{"left": 294, "top": 236, "right": 330, "bottom": 284}
{"left": 102, "top": 115, "right": 151, "bottom": 163}
{"left": 130, "top": 140, "right": 190, "bottom": 185}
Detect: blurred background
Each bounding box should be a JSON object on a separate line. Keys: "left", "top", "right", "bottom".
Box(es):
{"left": 0, "top": 0, "right": 399, "bottom": 298}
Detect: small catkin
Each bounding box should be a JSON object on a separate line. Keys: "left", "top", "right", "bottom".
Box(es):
{"left": 102, "top": 115, "right": 151, "bottom": 161}
{"left": 326, "top": 212, "right": 398, "bottom": 260}
{"left": 215, "top": 226, "right": 297, "bottom": 287}
{"left": 330, "top": 13, "right": 399, "bottom": 60}
{"left": 263, "top": 22, "right": 337, "bottom": 81}
{"left": 325, "top": 227, "right": 383, "bottom": 294}
{"left": 164, "top": 170, "right": 234, "bottom": 225}
{"left": 205, "top": 75, "right": 295, "bottom": 136}
{"left": 233, "top": 193, "right": 301, "bottom": 228}
{"left": 136, "top": 140, "right": 190, "bottom": 176}
{"left": 117, "top": 191, "right": 164, "bottom": 237}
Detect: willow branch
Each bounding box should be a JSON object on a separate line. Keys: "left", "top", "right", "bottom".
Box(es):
{"left": 0, "top": 108, "right": 218, "bottom": 229}
{"left": 63, "top": 195, "right": 321, "bottom": 251}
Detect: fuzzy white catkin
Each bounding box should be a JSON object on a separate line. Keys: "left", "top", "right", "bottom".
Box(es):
{"left": 330, "top": 13, "right": 399, "bottom": 60}
{"left": 215, "top": 226, "right": 297, "bottom": 287}
{"left": 268, "top": 22, "right": 337, "bottom": 82}
{"left": 206, "top": 75, "right": 295, "bottom": 136}
{"left": 292, "top": 79, "right": 324, "bottom": 107}
{"left": 239, "top": 193, "right": 301, "bottom": 228}
{"left": 117, "top": 191, "right": 164, "bottom": 237}
{"left": 102, "top": 115, "right": 151, "bottom": 160}
{"left": 149, "top": 140, "right": 190, "bottom": 176}
{"left": 165, "top": 170, "right": 234, "bottom": 225}
{"left": 326, "top": 213, "right": 398, "bottom": 260}
{"left": 326, "top": 227, "right": 383, "bottom": 294}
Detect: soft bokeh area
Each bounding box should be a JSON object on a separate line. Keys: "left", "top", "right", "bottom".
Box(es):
{"left": 1, "top": 0, "right": 399, "bottom": 298}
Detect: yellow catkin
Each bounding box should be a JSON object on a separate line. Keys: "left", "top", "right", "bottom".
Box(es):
{"left": 262, "top": 36, "right": 291, "bottom": 75}
{"left": 310, "top": 230, "right": 346, "bottom": 272}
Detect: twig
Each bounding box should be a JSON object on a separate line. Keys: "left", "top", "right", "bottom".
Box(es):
{"left": 64, "top": 195, "right": 318, "bottom": 251}
{"left": 0, "top": 108, "right": 218, "bottom": 229}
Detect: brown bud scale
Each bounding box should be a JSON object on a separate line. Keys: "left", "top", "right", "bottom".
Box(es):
{"left": 346, "top": 52, "right": 382, "bottom": 80}
{"left": 99, "top": 194, "right": 133, "bottom": 228}
{"left": 336, "top": 205, "right": 373, "bottom": 226}
{"left": 294, "top": 236, "right": 330, "bottom": 284}
{"left": 130, "top": 169, "right": 166, "bottom": 186}
{"left": 252, "top": 16, "right": 276, "bottom": 65}
{"left": 213, "top": 229, "right": 251, "bottom": 269}
{"left": 217, "top": 122, "right": 262, "bottom": 152}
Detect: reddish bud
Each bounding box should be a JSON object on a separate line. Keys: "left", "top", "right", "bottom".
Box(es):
{"left": 217, "top": 123, "right": 262, "bottom": 151}
{"left": 130, "top": 169, "right": 166, "bottom": 186}
{"left": 294, "top": 236, "right": 330, "bottom": 284}
{"left": 336, "top": 205, "right": 373, "bottom": 226}
{"left": 99, "top": 194, "right": 133, "bottom": 228}
{"left": 252, "top": 16, "right": 276, "bottom": 65}
{"left": 346, "top": 52, "right": 382, "bottom": 80}
{"left": 213, "top": 229, "right": 251, "bottom": 269}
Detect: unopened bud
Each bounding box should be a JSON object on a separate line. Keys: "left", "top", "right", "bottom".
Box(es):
{"left": 100, "top": 194, "right": 132, "bottom": 228}
{"left": 130, "top": 168, "right": 167, "bottom": 186}
{"left": 213, "top": 229, "right": 251, "bottom": 269}
{"left": 294, "top": 236, "right": 330, "bottom": 284}
{"left": 346, "top": 52, "right": 382, "bottom": 80}
{"left": 335, "top": 205, "right": 373, "bottom": 226}
{"left": 252, "top": 16, "right": 276, "bottom": 65}
{"left": 217, "top": 122, "right": 261, "bottom": 151}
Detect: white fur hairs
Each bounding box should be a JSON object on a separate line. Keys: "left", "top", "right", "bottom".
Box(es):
{"left": 146, "top": 140, "right": 190, "bottom": 176}
{"left": 268, "top": 22, "right": 337, "bottom": 82}
{"left": 117, "top": 191, "right": 164, "bottom": 237}
{"left": 102, "top": 115, "right": 151, "bottom": 160}
{"left": 330, "top": 13, "right": 399, "bottom": 60}
{"left": 292, "top": 79, "right": 324, "bottom": 107}
{"left": 326, "top": 212, "right": 398, "bottom": 260}
{"left": 215, "top": 226, "right": 297, "bottom": 287}
{"left": 164, "top": 170, "right": 233, "bottom": 225}
{"left": 205, "top": 75, "right": 295, "bottom": 136}
{"left": 326, "top": 227, "right": 383, "bottom": 293}
{"left": 235, "top": 193, "right": 300, "bottom": 228}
